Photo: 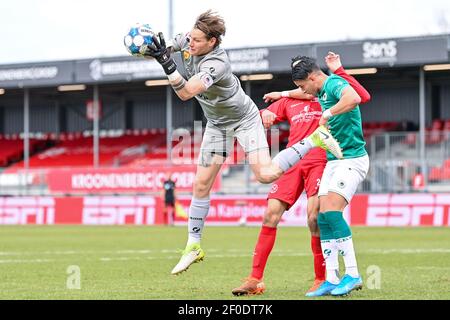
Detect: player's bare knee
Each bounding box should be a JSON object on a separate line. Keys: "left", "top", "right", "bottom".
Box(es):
{"left": 250, "top": 163, "right": 280, "bottom": 184}
{"left": 256, "top": 175, "right": 271, "bottom": 184}
{"left": 254, "top": 172, "right": 276, "bottom": 184}
{"left": 263, "top": 214, "right": 280, "bottom": 227}
{"left": 324, "top": 199, "right": 346, "bottom": 211}
{"left": 263, "top": 209, "right": 281, "bottom": 227}
{"left": 307, "top": 214, "right": 319, "bottom": 233}
{"left": 263, "top": 206, "right": 282, "bottom": 228}
{"left": 193, "top": 179, "right": 210, "bottom": 198}
{"left": 320, "top": 194, "right": 346, "bottom": 212}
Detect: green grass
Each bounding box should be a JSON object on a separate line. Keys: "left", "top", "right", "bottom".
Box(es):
{"left": 0, "top": 226, "right": 449, "bottom": 300}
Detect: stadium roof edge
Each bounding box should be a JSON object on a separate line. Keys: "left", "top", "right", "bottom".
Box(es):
{"left": 223, "top": 33, "right": 450, "bottom": 51}
{"left": 0, "top": 34, "right": 448, "bottom": 89}
{"left": 1, "top": 33, "right": 448, "bottom": 68}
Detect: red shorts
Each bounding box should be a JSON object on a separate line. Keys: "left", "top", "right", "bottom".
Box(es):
{"left": 267, "top": 158, "right": 326, "bottom": 209}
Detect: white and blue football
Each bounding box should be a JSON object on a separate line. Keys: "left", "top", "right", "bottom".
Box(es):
{"left": 124, "top": 23, "right": 155, "bottom": 56}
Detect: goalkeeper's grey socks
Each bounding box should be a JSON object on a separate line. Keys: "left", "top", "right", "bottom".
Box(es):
{"left": 187, "top": 197, "right": 210, "bottom": 246}
{"left": 273, "top": 138, "right": 314, "bottom": 172}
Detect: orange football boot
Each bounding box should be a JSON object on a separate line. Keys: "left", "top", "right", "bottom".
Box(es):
{"left": 232, "top": 277, "right": 266, "bottom": 296}
{"left": 306, "top": 279, "right": 325, "bottom": 295}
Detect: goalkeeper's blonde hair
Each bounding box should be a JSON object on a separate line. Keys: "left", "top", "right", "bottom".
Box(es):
{"left": 194, "top": 10, "right": 226, "bottom": 48}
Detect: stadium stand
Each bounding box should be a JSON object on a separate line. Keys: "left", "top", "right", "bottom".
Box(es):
{"left": 363, "top": 121, "right": 400, "bottom": 139}
{"left": 0, "top": 134, "right": 51, "bottom": 167}
{"left": 6, "top": 129, "right": 167, "bottom": 170}
{"left": 404, "top": 119, "right": 450, "bottom": 146}
{"left": 429, "top": 158, "right": 450, "bottom": 181}
{"left": 4, "top": 119, "right": 443, "bottom": 170}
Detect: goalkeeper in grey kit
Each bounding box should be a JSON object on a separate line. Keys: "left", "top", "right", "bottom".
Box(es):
{"left": 143, "top": 10, "right": 342, "bottom": 275}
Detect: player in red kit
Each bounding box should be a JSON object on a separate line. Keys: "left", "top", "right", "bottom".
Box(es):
{"left": 232, "top": 52, "right": 371, "bottom": 296}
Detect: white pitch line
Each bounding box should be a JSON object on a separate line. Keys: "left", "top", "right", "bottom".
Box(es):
{"left": 366, "top": 248, "right": 450, "bottom": 254}
{"left": 415, "top": 266, "right": 450, "bottom": 270}
{"left": 0, "top": 248, "right": 449, "bottom": 264}
{"left": 0, "top": 248, "right": 263, "bottom": 257}
{"left": 0, "top": 249, "right": 174, "bottom": 256}
{"left": 99, "top": 252, "right": 311, "bottom": 262}
{"left": 0, "top": 258, "right": 53, "bottom": 264}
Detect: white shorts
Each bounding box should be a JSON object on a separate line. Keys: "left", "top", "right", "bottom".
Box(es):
{"left": 318, "top": 155, "right": 369, "bottom": 203}
{"left": 198, "top": 112, "right": 269, "bottom": 166}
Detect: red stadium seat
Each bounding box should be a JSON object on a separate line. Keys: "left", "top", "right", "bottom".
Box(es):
{"left": 431, "top": 119, "right": 444, "bottom": 130}
{"left": 361, "top": 121, "right": 401, "bottom": 142}
{"left": 444, "top": 119, "right": 450, "bottom": 128}
{"left": 441, "top": 121, "right": 450, "bottom": 143}
{"left": 5, "top": 129, "right": 169, "bottom": 170}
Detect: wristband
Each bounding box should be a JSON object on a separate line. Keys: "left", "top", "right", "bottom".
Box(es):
{"left": 322, "top": 109, "right": 333, "bottom": 120}
{"left": 281, "top": 91, "right": 290, "bottom": 98}
{"left": 168, "top": 70, "right": 182, "bottom": 82}
{"left": 161, "top": 57, "right": 177, "bottom": 75}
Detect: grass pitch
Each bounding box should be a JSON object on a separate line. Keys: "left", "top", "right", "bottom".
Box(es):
{"left": 0, "top": 225, "right": 449, "bottom": 300}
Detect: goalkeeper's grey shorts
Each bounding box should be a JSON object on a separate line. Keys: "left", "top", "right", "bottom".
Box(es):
{"left": 198, "top": 113, "right": 269, "bottom": 166}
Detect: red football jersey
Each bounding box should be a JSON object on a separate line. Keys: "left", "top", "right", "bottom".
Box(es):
{"left": 262, "top": 97, "right": 326, "bottom": 161}
{"left": 260, "top": 67, "right": 370, "bottom": 163}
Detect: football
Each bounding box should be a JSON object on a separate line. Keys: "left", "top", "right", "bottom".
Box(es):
{"left": 123, "top": 23, "right": 155, "bottom": 56}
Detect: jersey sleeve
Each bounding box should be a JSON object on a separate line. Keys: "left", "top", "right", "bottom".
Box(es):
{"left": 260, "top": 98, "right": 288, "bottom": 124}
{"left": 330, "top": 76, "right": 350, "bottom": 100}
{"left": 197, "top": 58, "right": 227, "bottom": 89}
{"left": 167, "top": 32, "right": 189, "bottom": 52}
{"left": 334, "top": 67, "right": 371, "bottom": 104}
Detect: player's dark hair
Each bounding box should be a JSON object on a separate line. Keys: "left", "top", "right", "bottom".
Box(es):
{"left": 291, "top": 56, "right": 320, "bottom": 81}
{"left": 194, "top": 10, "right": 226, "bottom": 48}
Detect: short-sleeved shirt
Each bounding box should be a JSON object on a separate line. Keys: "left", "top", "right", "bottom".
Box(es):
{"left": 318, "top": 74, "right": 367, "bottom": 161}
{"left": 261, "top": 97, "right": 325, "bottom": 161}
{"left": 169, "top": 33, "right": 259, "bottom": 128}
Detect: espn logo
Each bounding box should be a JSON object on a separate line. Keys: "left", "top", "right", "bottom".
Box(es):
{"left": 0, "top": 197, "right": 55, "bottom": 225}
{"left": 82, "top": 196, "right": 156, "bottom": 225}
{"left": 366, "top": 194, "right": 450, "bottom": 226}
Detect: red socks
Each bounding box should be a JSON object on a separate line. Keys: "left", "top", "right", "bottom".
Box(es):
{"left": 251, "top": 226, "right": 277, "bottom": 280}
{"left": 311, "top": 235, "right": 325, "bottom": 281}
{"left": 250, "top": 228, "right": 324, "bottom": 282}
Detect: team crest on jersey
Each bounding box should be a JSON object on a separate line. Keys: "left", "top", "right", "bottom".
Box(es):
{"left": 321, "top": 93, "right": 327, "bottom": 101}
{"left": 270, "top": 184, "right": 279, "bottom": 193}
{"left": 183, "top": 51, "right": 191, "bottom": 61}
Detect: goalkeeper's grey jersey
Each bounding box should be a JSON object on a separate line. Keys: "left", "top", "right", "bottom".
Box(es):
{"left": 169, "top": 33, "right": 259, "bottom": 127}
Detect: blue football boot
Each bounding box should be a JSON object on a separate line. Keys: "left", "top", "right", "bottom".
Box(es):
{"left": 331, "top": 274, "right": 363, "bottom": 296}
{"left": 305, "top": 280, "right": 338, "bottom": 297}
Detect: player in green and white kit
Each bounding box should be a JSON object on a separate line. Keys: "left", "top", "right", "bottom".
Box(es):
{"left": 142, "top": 11, "right": 343, "bottom": 276}
{"left": 290, "top": 55, "right": 369, "bottom": 297}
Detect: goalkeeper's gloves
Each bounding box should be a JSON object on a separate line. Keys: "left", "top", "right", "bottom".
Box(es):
{"left": 144, "top": 32, "right": 177, "bottom": 75}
